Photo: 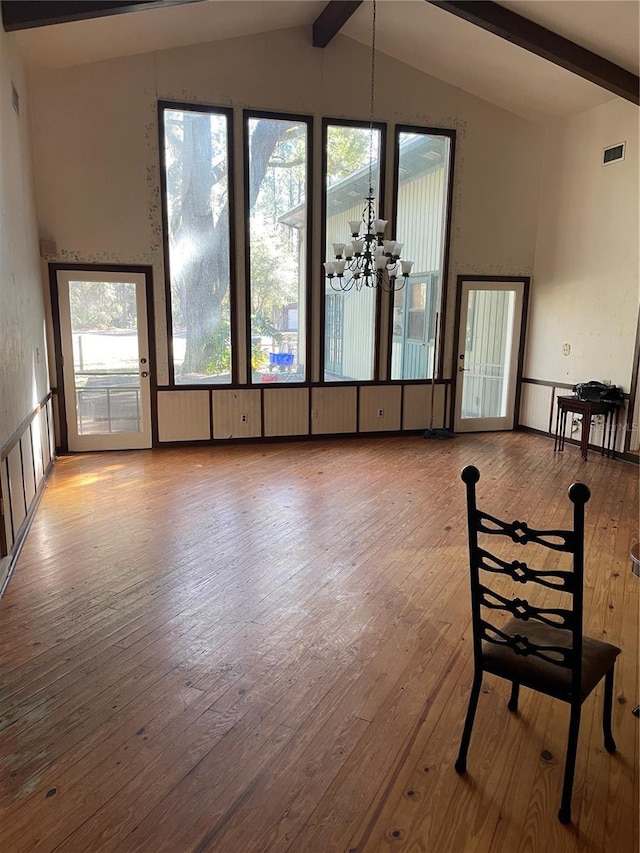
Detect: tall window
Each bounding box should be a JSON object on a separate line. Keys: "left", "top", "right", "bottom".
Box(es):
{"left": 161, "top": 104, "right": 234, "bottom": 384}
{"left": 246, "top": 113, "right": 310, "bottom": 384}
{"left": 323, "top": 122, "right": 383, "bottom": 382}
{"left": 391, "top": 129, "right": 453, "bottom": 380}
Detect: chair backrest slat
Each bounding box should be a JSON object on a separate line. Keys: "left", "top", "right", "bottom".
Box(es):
{"left": 478, "top": 585, "right": 573, "bottom": 630}
{"left": 477, "top": 547, "right": 575, "bottom": 591}
{"left": 476, "top": 511, "right": 575, "bottom": 552}
{"left": 479, "top": 621, "right": 573, "bottom": 668}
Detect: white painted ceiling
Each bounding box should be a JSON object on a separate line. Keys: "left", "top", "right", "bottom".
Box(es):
{"left": 8, "top": 0, "right": 640, "bottom": 121}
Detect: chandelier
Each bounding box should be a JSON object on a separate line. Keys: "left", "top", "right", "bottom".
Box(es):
{"left": 324, "top": 0, "right": 413, "bottom": 293}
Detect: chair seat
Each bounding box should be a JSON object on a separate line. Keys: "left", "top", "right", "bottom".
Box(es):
{"left": 482, "top": 618, "right": 621, "bottom": 701}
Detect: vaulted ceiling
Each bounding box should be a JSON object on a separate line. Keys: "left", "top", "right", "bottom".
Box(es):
{"left": 3, "top": 0, "right": 639, "bottom": 122}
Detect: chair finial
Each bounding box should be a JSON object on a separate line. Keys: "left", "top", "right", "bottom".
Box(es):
{"left": 461, "top": 465, "right": 480, "bottom": 485}
{"left": 568, "top": 482, "right": 591, "bottom": 505}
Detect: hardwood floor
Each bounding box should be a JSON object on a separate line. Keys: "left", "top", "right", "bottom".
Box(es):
{"left": 0, "top": 432, "right": 637, "bottom": 852}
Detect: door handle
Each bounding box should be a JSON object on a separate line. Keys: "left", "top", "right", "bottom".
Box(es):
{"left": 141, "top": 371, "right": 148, "bottom": 378}
{"left": 458, "top": 367, "right": 469, "bottom": 372}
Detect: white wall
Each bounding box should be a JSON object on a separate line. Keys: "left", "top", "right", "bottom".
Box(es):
{"left": 27, "top": 26, "right": 543, "bottom": 401}
{"left": 0, "top": 26, "right": 49, "bottom": 448}
{"left": 525, "top": 98, "right": 639, "bottom": 390}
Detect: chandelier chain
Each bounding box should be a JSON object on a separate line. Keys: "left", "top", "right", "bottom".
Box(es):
{"left": 368, "top": 0, "right": 377, "bottom": 194}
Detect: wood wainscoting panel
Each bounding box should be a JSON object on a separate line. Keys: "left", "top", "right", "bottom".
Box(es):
{"left": 402, "top": 383, "right": 447, "bottom": 430}
{"left": 6, "top": 443, "right": 26, "bottom": 541}
{"left": 0, "top": 394, "right": 55, "bottom": 563}
{"left": 20, "top": 432, "right": 36, "bottom": 510}
{"left": 52, "top": 393, "right": 62, "bottom": 454}
{"left": 359, "top": 385, "right": 402, "bottom": 431}
{"left": 32, "top": 408, "right": 46, "bottom": 486}
{"left": 157, "top": 390, "right": 211, "bottom": 442}
{"left": 311, "top": 386, "right": 357, "bottom": 434}
{"left": 263, "top": 388, "right": 309, "bottom": 437}
{"left": 46, "top": 397, "right": 55, "bottom": 465}
{"left": 520, "top": 382, "right": 554, "bottom": 433}
{"left": 0, "top": 457, "right": 13, "bottom": 552}
{"left": 212, "top": 389, "right": 261, "bottom": 439}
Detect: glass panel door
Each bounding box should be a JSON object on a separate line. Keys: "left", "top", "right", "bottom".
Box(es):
{"left": 454, "top": 280, "right": 526, "bottom": 432}
{"left": 57, "top": 270, "right": 152, "bottom": 451}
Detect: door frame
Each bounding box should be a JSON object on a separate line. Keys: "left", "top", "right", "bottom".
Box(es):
{"left": 624, "top": 308, "right": 640, "bottom": 456}
{"left": 49, "top": 263, "right": 157, "bottom": 452}
{"left": 450, "top": 275, "right": 530, "bottom": 433}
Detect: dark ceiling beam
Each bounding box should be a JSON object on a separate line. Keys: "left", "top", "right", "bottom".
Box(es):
{"left": 313, "top": 0, "right": 363, "bottom": 48}
{"left": 1, "top": 0, "right": 201, "bottom": 32}
{"left": 428, "top": 1, "right": 639, "bottom": 105}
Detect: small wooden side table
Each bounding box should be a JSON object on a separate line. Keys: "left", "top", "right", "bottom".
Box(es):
{"left": 553, "top": 395, "right": 618, "bottom": 461}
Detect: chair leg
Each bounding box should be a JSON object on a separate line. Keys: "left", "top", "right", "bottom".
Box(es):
{"left": 455, "top": 672, "right": 483, "bottom": 774}
{"left": 603, "top": 666, "right": 616, "bottom": 753}
{"left": 508, "top": 681, "right": 520, "bottom": 712}
{"left": 558, "top": 702, "right": 581, "bottom": 824}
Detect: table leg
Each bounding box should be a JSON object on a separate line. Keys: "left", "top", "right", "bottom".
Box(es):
{"left": 611, "top": 409, "right": 618, "bottom": 458}
{"left": 554, "top": 403, "right": 562, "bottom": 451}
{"left": 581, "top": 413, "right": 591, "bottom": 460}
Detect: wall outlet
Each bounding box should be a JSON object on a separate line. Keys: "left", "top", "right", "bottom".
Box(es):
{"left": 240, "top": 413, "right": 248, "bottom": 423}
{"left": 377, "top": 408, "right": 384, "bottom": 417}
{"left": 562, "top": 343, "right": 571, "bottom": 356}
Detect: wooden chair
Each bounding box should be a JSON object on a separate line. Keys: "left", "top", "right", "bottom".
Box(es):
{"left": 455, "top": 465, "right": 621, "bottom": 824}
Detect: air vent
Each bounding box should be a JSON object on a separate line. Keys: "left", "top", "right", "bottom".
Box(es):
{"left": 11, "top": 81, "right": 19, "bottom": 116}
{"left": 602, "top": 142, "right": 625, "bottom": 165}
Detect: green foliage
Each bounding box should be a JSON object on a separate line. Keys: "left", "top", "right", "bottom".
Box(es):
{"left": 203, "top": 319, "right": 231, "bottom": 375}
{"left": 327, "top": 126, "right": 372, "bottom": 183}
{"left": 252, "top": 312, "right": 282, "bottom": 343}
{"left": 251, "top": 343, "right": 268, "bottom": 372}
{"left": 69, "top": 281, "right": 136, "bottom": 331}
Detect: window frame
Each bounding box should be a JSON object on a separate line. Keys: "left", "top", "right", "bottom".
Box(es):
{"left": 158, "top": 100, "right": 237, "bottom": 388}
{"left": 158, "top": 103, "right": 457, "bottom": 392}
{"left": 320, "top": 117, "right": 387, "bottom": 385}
{"left": 242, "top": 109, "right": 313, "bottom": 387}
{"left": 387, "top": 125, "right": 456, "bottom": 383}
